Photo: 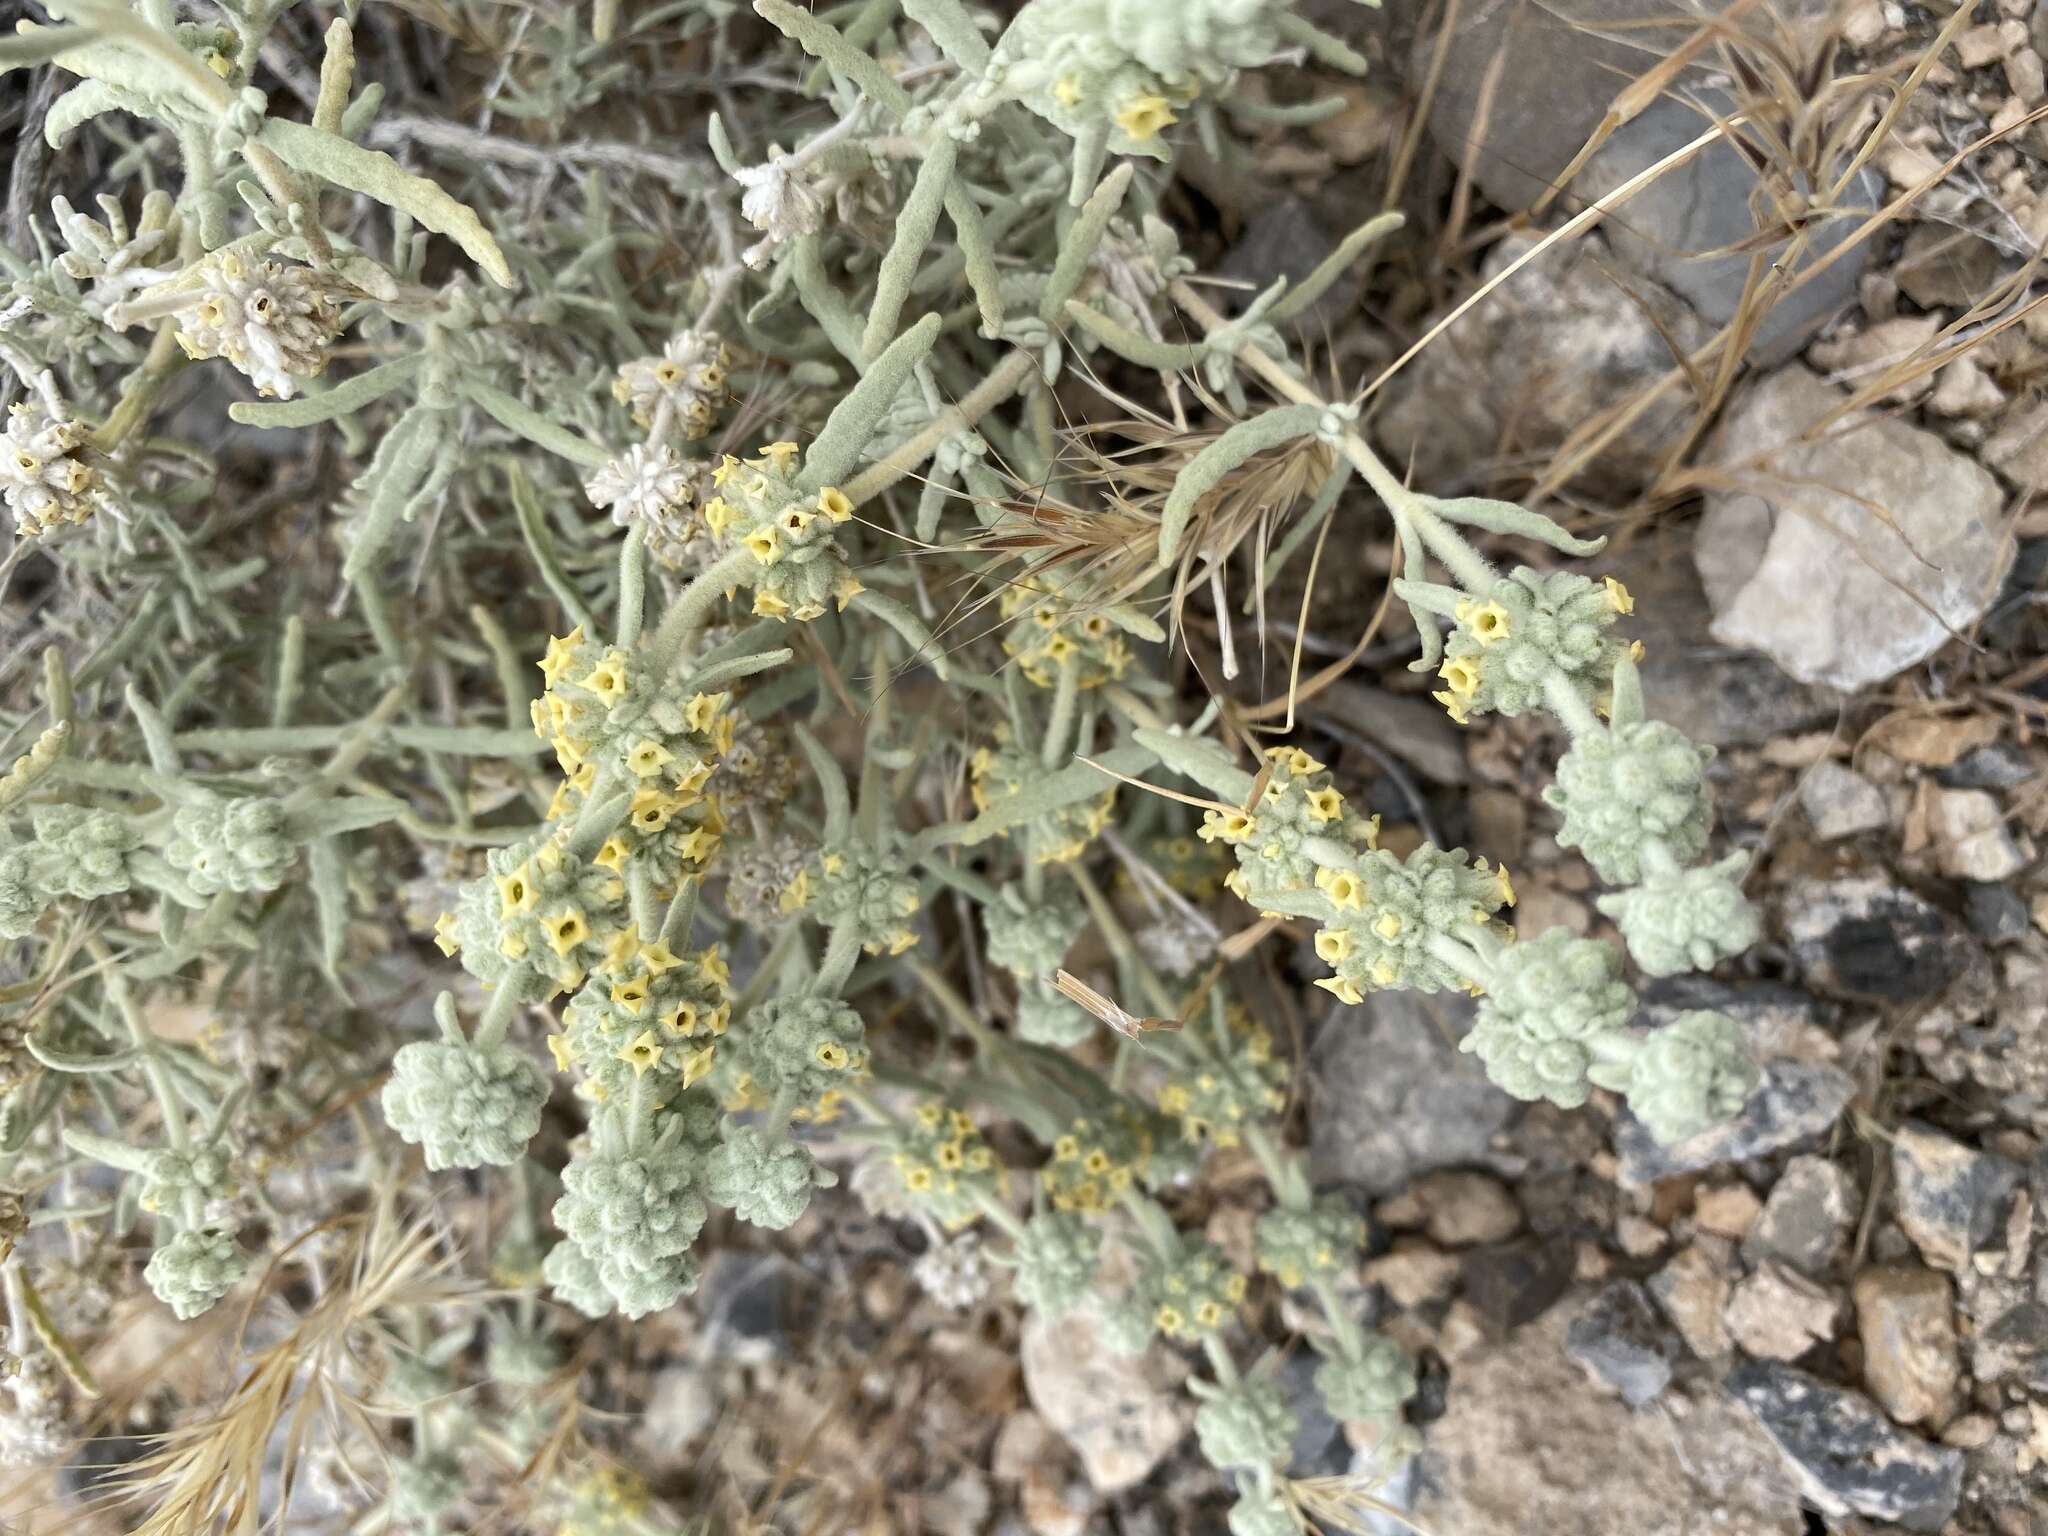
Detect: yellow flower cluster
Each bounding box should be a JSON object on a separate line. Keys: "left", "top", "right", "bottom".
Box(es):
{"left": 1041, "top": 1108, "right": 1155, "bottom": 1214}
{"left": 971, "top": 732, "right": 1116, "bottom": 864}
{"left": 998, "top": 583, "right": 1133, "bottom": 690}
{"left": 704, "top": 445, "right": 865, "bottom": 623}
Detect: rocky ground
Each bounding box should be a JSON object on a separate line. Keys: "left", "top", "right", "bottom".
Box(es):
{"left": 19, "top": 2, "right": 2043, "bottom": 1533}
{"left": 597, "top": 4, "right": 2048, "bottom": 1534}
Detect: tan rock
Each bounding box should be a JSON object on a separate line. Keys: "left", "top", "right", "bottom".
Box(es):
{"left": 1725, "top": 1263, "right": 1839, "bottom": 1361}
{"left": 1852, "top": 1265, "right": 1959, "bottom": 1427}
{"left": 1020, "top": 1307, "right": 1189, "bottom": 1493}
{"left": 1695, "top": 1182, "right": 1764, "bottom": 1240}
{"left": 1364, "top": 1240, "right": 1462, "bottom": 1308}
{"left": 1650, "top": 1242, "right": 1734, "bottom": 1360}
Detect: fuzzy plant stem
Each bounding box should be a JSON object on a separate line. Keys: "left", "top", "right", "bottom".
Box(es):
{"left": 646, "top": 547, "right": 755, "bottom": 675}
{"left": 811, "top": 921, "right": 865, "bottom": 997}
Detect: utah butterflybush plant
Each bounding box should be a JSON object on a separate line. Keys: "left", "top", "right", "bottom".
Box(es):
{"left": 0, "top": 0, "right": 1761, "bottom": 1526}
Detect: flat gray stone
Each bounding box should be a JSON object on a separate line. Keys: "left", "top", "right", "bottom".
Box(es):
{"left": 1565, "top": 1279, "right": 1684, "bottom": 1405}
{"left": 1697, "top": 365, "right": 2014, "bottom": 692}
{"left": 1618, "top": 1060, "right": 1854, "bottom": 1187}
{"left": 1890, "top": 1121, "right": 2022, "bottom": 1273}
{"left": 1727, "top": 1361, "right": 1964, "bottom": 1532}
{"left": 1309, "top": 991, "right": 1513, "bottom": 1195}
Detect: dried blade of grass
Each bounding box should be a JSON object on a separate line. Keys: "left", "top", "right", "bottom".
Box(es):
{"left": 113, "top": 1202, "right": 464, "bottom": 1536}
{"left": 1824, "top": 0, "right": 1979, "bottom": 204}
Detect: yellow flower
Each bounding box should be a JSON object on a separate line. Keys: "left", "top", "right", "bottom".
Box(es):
{"left": 1052, "top": 1134, "right": 1080, "bottom": 1162}
{"left": 697, "top": 946, "right": 730, "bottom": 986}
{"left": 679, "top": 1044, "right": 716, "bottom": 1088}
{"left": 702, "top": 496, "right": 733, "bottom": 535}
{"left": 1314, "top": 866, "right": 1366, "bottom": 911}
{"left": 1605, "top": 576, "right": 1634, "bottom": 614}
{"left": 1439, "top": 655, "right": 1481, "bottom": 698}
{"left": 611, "top": 978, "right": 650, "bottom": 1016}
{"left": 625, "top": 738, "right": 673, "bottom": 776}
{"left": 1433, "top": 689, "right": 1471, "bottom": 726}
{"left": 582, "top": 652, "right": 630, "bottom": 708}
{"left": 742, "top": 527, "right": 782, "bottom": 566}
{"left": 594, "top": 836, "right": 630, "bottom": 873}
{"left": 778, "top": 868, "right": 814, "bottom": 914}
{"left": 546, "top": 1034, "right": 574, "bottom": 1073}
{"left": 1154, "top": 1302, "right": 1186, "bottom": 1334}
{"left": 753, "top": 589, "right": 791, "bottom": 620}
{"left": 1467, "top": 600, "right": 1512, "bottom": 643}
{"left": 1370, "top": 958, "right": 1397, "bottom": 986}
{"left": 1306, "top": 786, "right": 1344, "bottom": 823}
{"left": 684, "top": 691, "right": 725, "bottom": 732}
{"left": 778, "top": 505, "right": 814, "bottom": 537}
{"left": 1315, "top": 975, "right": 1364, "bottom": 1005}
{"left": 544, "top": 909, "right": 590, "bottom": 957}
{"left": 496, "top": 864, "right": 537, "bottom": 917}
{"left": 629, "top": 790, "right": 674, "bottom": 833}
{"left": 1629, "top": 638, "right": 1646, "bottom": 663}
{"left": 1495, "top": 864, "right": 1516, "bottom": 907}
{"left": 816, "top": 486, "right": 854, "bottom": 522}
{"left": 1115, "top": 94, "right": 1177, "bottom": 140}
{"left": 1267, "top": 746, "right": 1323, "bottom": 777}
{"left": 616, "top": 1030, "right": 663, "bottom": 1077}
{"left": 1373, "top": 912, "right": 1403, "bottom": 941}
{"left": 815, "top": 1041, "right": 850, "bottom": 1071}
{"left": 759, "top": 440, "right": 801, "bottom": 472}
{"left": 538, "top": 626, "right": 585, "bottom": 683}
{"left": 499, "top": 932, "right": 529, "bottom": 961}
{"left": 1051, "top": 74, "right": 1084, "bottom": 107}
{"left": 1200, "top": 809, "right": 1257, "bottom": 844}
{"left": 432, "top": 912, "right": 460, "bottom": 957}
{"left": 904, "top": 1165, "right": 935, "bottom": 1193}
{"left": 711, "top": 455, "right": 741, "bottom": 487}
{"left": 639, "top": 939, "right": 681, "bottom": 976}
{"left": 1314, "top": 927, "right": 1353, "bottom": 963}
{"left": 834, "top": 573, "right": 865, "bottom": 610}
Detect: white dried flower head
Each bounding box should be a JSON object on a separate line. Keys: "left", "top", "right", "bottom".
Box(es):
{"left": 612, "top": 330, "right": 729, "bottom": 439}
{"left": 585, "top": 442, "right": 695, "bottom": 527}
{"left": 733, "top": 149, "right": 826, "bottom": 267}
{"left": 0, "top": 1357, "right": 67, "bottom": 1469}
{"left": 172, "top": 252, "right": 340, "bottom": 399}
{"left": 2, "top": 390, "right": 99, "bottom": 538}
{"left": 913, "top": 1231, "right": 992, "bottom": 1310}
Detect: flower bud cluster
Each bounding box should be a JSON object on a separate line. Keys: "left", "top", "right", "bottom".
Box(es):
{"left": 704, "top": 447, "right": 865, "bottom": 623}
{"left": 1429, "top": 569, "right": 1632, "bottom": 724}
{"left": 3, "top": 393, "right": 101, "bottom": 537}
{"left": 972, "top": 733, "right": 1116, "bottom": 865}
{"left": 170, "top": 252, "right": 341, "bottom": 399}
{"left": 891, "top": 1101, "right": 1002, "bottom": 1229}
{"left": 999, "top": 582, "right": 1135, "bottom": 689}
{"left": 164, "top": 794, "right": 295, "bottom": 896}
{"left": 0, "top": 806, "right": 139, "bottom": 938}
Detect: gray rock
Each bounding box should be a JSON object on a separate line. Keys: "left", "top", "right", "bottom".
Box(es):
{"left": 1970, "top": 1300, "right": 2048, "bottom": 1389}
{"left": 695, "top": 1253, "right": 820, "bottom": 1363}
{"left": 1937, "top": 742, "right": 2041, "bottom": 790}
{"left": 1890, "top": 1121, "right": 2022, "bottom": 1273}
{"left": 1796, "top": 760, "right": 1889, "bottom": 841}
{"left": 1417, "top": 1, "right": 1862, "bottom": 361}
{"left": 1602, "top": 537, "right": 1839, "bottom": 748}
{"left": 1276, "top": 1349, "right": 1349, "bottom": 1477}
{"left": 1219, "top": 196, "right": 1357, "bottom": 330}
{"left": 1727, "top": 1361, "right": 1964, "bottom": 1532}
{"left": 1780, "top": 872, "right": 1968, "bottom": 1003}
{"left": 1459, "top": 1238, "right": 1575, "bottom": 1335}
{"left": 1416, "top": 1305, "right": 1804, "bottom": 1536}
{"left": 1696, "top": 365, "right": 2014, "bottom": 692}
{"left": 1372, "top": 231, "right": 1709, "bottom": 497}
{"left": 1564, "top": 1280, "right": 1683, "bottom": 1406}
{"left": 1571, "top": 93, "right": 1873, "bottom": 363}
{"left": 1745, "top": 1155, "right": 1856, "bottom": 1275}
{"left": 1850, "top": 1264, "right": 1958, "bottom": 1427}
{"left": 1984, "top": 399, "right": 2048, "bottom": 491}
{"left": 1617, "top": 1059, "right": 1854, "bottom": 1187}
{"left": 1309, "top": 991, "right": 1513, "bottom": 1195}
{"left": 1963, "top": 881, "right": 2032, "bottom": 945}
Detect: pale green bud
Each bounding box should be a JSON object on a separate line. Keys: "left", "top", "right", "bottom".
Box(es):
{"left": 381, "top": 1039, "right": 547, "bottom": 1171}
{"left": 705, "top": 1125, "right": 833, "bottom": 1230}
{"left": 144, "top": 1228, "right": 246, "bottom": 1319}
{"left": 163, "top": 794, "right": 294, "bottom": 895}
{"left": 1597, "top": 854, "right": 1760, "bottom": 978}
{"left": 1624, "top": 1010, "right": 1758, "bottom": 1145}
{"left": 1545, "top": 721, "right": 1713, "bottom": 885}
{"left": 984, "top": 883, "right": 1085, "bottom": 979}
{"left": 1315, "top": 1334, "right": 1417, "bottom": 1420}
{"left": 1460, "top": 930, "right": 1635, "bottom": 1108}
{"left": 1009, "top": 1211, "right": 1101, "bottom": 1318}
{"left": 1194, "top": 1377, "right": 1299, "bottom": 1470}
